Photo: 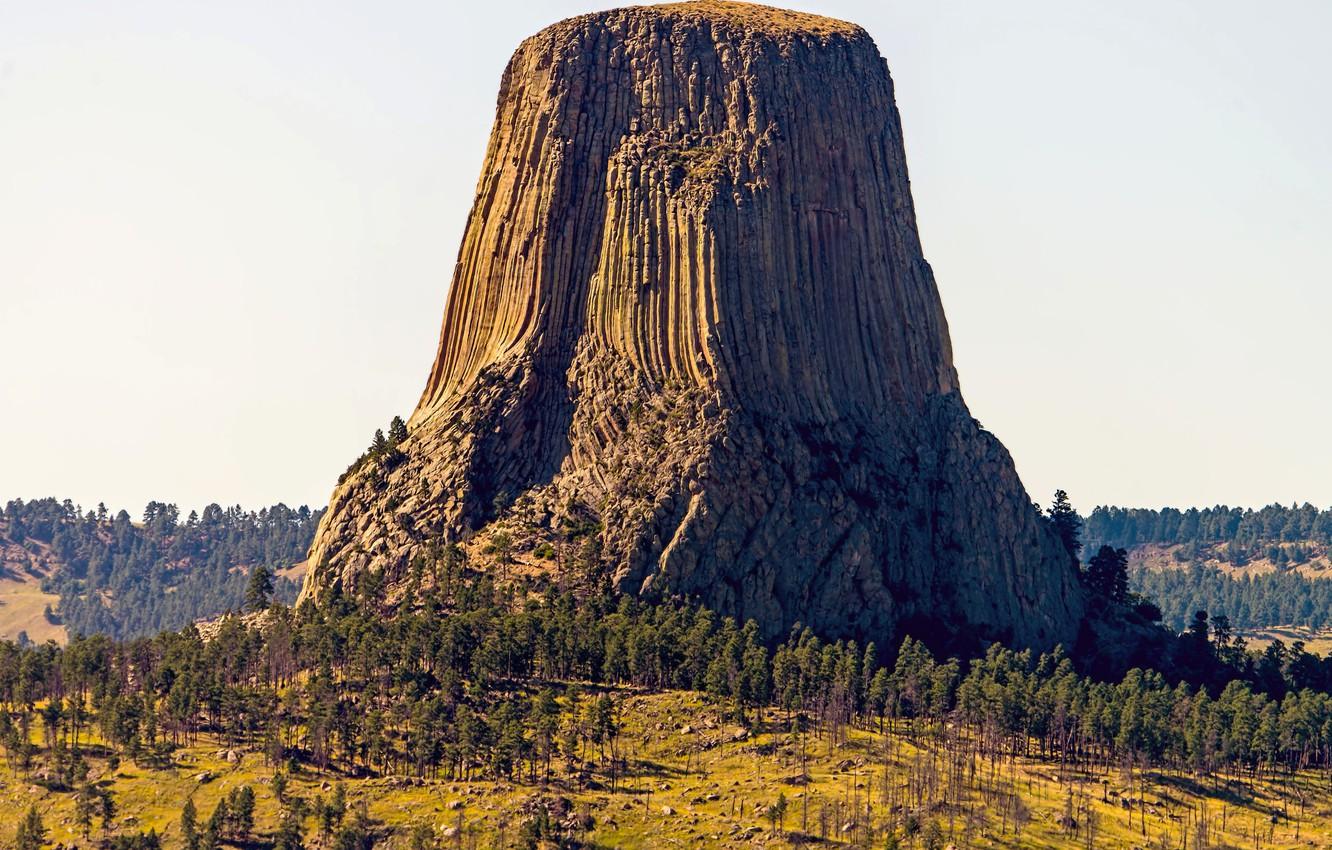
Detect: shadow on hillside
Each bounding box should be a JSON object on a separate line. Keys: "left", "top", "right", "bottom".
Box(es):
{"left": 1149, "top": 771, "right": 1268, "bottom": 810}
{"left": 621, "top": 757, "right": 687, "bottom": 779}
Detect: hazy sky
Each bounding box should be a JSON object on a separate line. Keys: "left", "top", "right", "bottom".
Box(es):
{"left": 3, "top": 1, "right": 1329, "bottom": 518}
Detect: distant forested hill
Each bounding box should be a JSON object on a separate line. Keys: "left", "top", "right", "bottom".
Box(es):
{"left": 1084, "top": 503, "right": 1332, "bottom": 566}
{"left": 0, "top": 497, "right": 321, "bottom": 639}
{"left": 1132, "top": 564, "right": 1332, "bottom": 631}
{"left": 1086, "top": 503, "right": 1332, "bottom": 633}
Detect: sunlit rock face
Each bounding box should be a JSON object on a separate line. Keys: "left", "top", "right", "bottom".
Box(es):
{"left": 302, "top": 1, "right": 1085, "bottom": 653}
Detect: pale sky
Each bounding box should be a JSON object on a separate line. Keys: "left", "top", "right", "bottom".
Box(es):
{"left": 2, "top": 1, "right": 1329, "bottom": 518}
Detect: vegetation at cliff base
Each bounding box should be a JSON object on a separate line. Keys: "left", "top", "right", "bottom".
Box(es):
{"left": 6, "top": 490, "right": 1332, "bottom": 847}
{"left": 4, "top": 520, "right": 1332, "bottom": 848}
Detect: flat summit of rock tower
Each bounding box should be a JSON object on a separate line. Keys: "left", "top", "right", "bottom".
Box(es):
{"left": 302, "top": 1, "right": 1086, "bottom": 653}
{"left": 549, "top": 2, "right": 863, "bottom": 38}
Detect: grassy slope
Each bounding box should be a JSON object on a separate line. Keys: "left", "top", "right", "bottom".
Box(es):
{"left": 0, "top": 536, "right": 67, "bottom": 645}
{"left": 1240, "top": 626, "right": 1332, "bottom": 655}
{"left": 0, "top": 575, "right": 66, "bottom": 645}
{"left": 1130, "top": 542, "right": 1332, "bottom": 652}
{"left": 4, "top": 690, "right": 1329, "bottom": 849}
{"left": 1128, "top": 542, "right": 1332, "bottom": 578}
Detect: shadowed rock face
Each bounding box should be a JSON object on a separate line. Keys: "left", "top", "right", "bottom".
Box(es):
{"left": 302, "top": 1, "right": 1085, "bottom": 652}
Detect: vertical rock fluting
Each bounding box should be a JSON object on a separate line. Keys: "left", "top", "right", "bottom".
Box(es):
{"left": 302, "top": 1, "right": 1085, "bottom": 651}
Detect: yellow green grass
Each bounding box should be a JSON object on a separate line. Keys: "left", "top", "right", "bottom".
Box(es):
{"left": 0, "top": 574, "right": 66, "bottom": 645}
{"left": 1240, "top": 626, "right": 1332, "bottom": 657}
{"left": 3, "top": 691, "right": 1330, "bottom": 848}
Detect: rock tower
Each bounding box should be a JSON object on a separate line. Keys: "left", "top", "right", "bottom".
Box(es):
{"left": 302, "top": 1, "right": 1085, "bottom": 652}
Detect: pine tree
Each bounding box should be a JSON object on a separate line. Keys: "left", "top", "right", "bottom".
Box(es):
{"left": 230, "top": 785, "right": 256, "bottom": 839}
{"left": 100, "top": 789, "right": 117, "bottom": 837}
{"left": 75, "top": 779, "right": 98, "bottom": 839}
{"left": 246, "top": 565, "right": 275, "bottom": 612}
{"left": 274, "top": 811, "right": 305, "bottom": 850}
{"left": 207, "top": 798, "right": 229, "bottom": 845}
{"left": 181, "top": 798, "right": 200, "bottom": 850}
{"left": 1086, "top": 545, "right": 1129, "bottom": 601}
{"left": 15, "top": 805, "right": 46, "bottom": 850}
{"left": 1047, "top": 490, "right": 1082, "bottom": 569}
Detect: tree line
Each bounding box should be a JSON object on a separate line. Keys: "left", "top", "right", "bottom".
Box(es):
{"left": 1132, "top": 563, "right": 1332, "bottom": 632}
{"left": 0, "top": 498, "right": 320, "bottom": 638}
{"left": 1084, "top": 503, "right": 1332, "bottom": 566}
{"left": 6, "top": 485, "right": 1332, "bottom": 847}
{"left": 8, "top": 550, "right": 1332, "bottom": 792}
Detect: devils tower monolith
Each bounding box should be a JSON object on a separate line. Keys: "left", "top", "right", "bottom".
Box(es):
{"left": 302, "top": 1, "right": 1085, "bottom": 652}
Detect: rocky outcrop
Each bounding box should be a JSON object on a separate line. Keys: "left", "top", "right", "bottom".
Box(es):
{"left": 301, "top": 1, "right": 1085, "bottom": 652}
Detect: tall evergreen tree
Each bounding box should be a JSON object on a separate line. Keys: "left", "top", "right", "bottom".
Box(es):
{"left": 181, "top": 798, "right": 200, "bottom": 850}
{"left": 1086, "top": 545, "right": 1129, "bottom": 601}
{"left": 274, "top": 812, "right": 305, "bottom": 850}
{"left": 1047, "top": 489, "right": 1082, "bottom": 569}
{"left": 246, "top": 566, "right": 275, "bottom": 613}
{"left": 15, "top": 805, "right": 46, "bottom": 850}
